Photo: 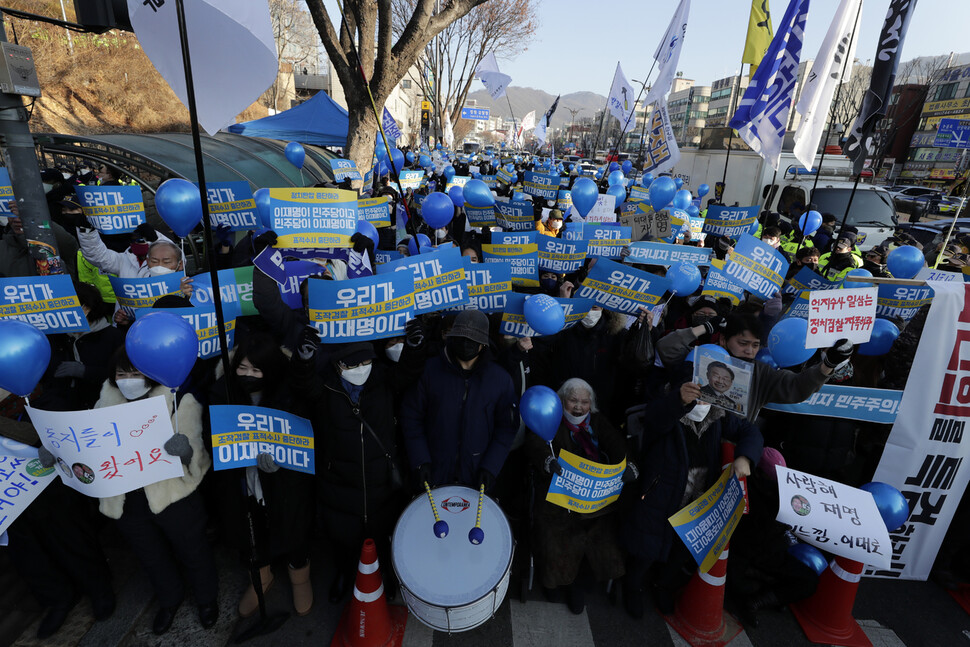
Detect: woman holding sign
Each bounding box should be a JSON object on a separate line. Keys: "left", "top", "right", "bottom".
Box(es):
{"left": 527, "top": 378, "right": 635, "bottom": 615}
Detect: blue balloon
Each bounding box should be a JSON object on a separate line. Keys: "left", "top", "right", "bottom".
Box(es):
{"left": 0, "top": 320, "right": 51, "bottom": 396}
{"left": 155, "top": 178, "right": 202, "bottom": 238}
{"left": 768, "top": 318, "right": 815, "bottom": 368}
{"left": 672, "top": 189, "right": 692, "bottom": 211}
{"left": 375, "top": 138, "right": 387, "bottom": 159}
{"left": 390, "top": 148, "right": 405, "bottom": 174}
{"left": 755, "top": 347, "right": 778, "bottom": 368}
{"left": 798, "top": 210, "right": 823, "bottom": 236}
{"left": 506, "top": 163, "right": 515, "bottom": 173}
{"left": 607, "top": 184, "right": 626, "bottom": 209}
{"left": 375, "top": 157, "right": 391, "bottom": 177}
{"left": 861, "top": 482, "right": 910, "bottom": 531}
{"left": 621, "top": 159, "right": 633, "bottom": 175}
{"left": 422, "top": 192, "right": 454, "bottom": 229}
{"left": 608, "top": 170, "right": 625, "bottom": 187}
{"left": 595, "top": 169, "right": 604, "bottom": 179}
{"left": 687, "top": 343, "right": 730, "bottom": 363}
{"left": 698, "top": 183, "right": 710, "bottom": 198}
{"left": 406, "top": 151, "right": 415, "bottom": 163}
{"left": 523, "top": 294, "right": 566, "bottom": 335}
{"left": 686, "top": 205, "right": 700, "bottom": 218}
{"left": 463, "top": 179, "right": 495, "bottom": 208}
{"left": 608, "top": 162, "right": 620, "bottom": 172}
{"left": 845, "top": 268, "right": 874, "bottom": 289}
{"left": 887, "top": 245, "right": 924, "bottom": 279}
{"left": 448, "top": 185, "right": 465, "bottom": 207}
{"left": 521, "top": 385, "right": 563, "bottom": 442}
{"left": 126, "top": 311, "right": 198, "bottom": 388}
{"left": 569, "top": 163, "right": 576, "bottom": 171}
{"left": 355, "top": 219, "right": 379, "bottom": 249}
{"left": 674, "top": 178, "right": 684, "bottom": 189}
{"left": 284, "top": 141, "right": 305, "bottom": 170}
{"left": 253, "top": 188, "right": 271, "bottom": 228}
{"left": 436, "top": 143, "right": 442, "bottom": 151}
{"left": 443, "top": 166, "right": 456, "bottom": 182}
{"left": 858, "top": 318, "right": 899, "bottom": 356}
{"left": 407, "top": 233, "right": 432, "bottom": 256}
{"left": 571, "top": 177, "right": 599, "bottom": 218}
{"left": 419, "top": 154, "right": 432, "bottom": 168}
{"left": 668, "top": 261, "right": 702, "bottom": 296}
{"left": 649, "top": 176, "right": 677, "bottom": 212}
{"left": 641, "top": 173, "right": 654, "bottom": 188}
{"left": 788, "top": 543, "right": 828, "bottom": 576}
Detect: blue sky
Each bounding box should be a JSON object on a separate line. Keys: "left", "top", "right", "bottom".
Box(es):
{"left": 497, "top": 0, "right": 969, "bottom": 94}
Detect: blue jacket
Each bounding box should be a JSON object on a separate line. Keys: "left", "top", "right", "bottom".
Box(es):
{"left": 401, "top": 349, "right": 518, "bottom": 488}
{"left": 621, "top": 387, "right": 763, "bottom": 564}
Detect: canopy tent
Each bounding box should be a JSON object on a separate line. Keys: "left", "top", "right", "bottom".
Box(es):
{"left": 227, "top": 91, "right": 349, "bottom": 148}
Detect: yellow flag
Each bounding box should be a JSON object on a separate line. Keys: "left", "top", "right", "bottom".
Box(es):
{"left": 742, "top": 0, "right": 774, "bottom": 77}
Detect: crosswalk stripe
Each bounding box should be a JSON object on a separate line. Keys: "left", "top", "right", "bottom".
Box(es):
{"left": 510, "top": 600, "right": 595, "bottom": 647}
{"left": 666, "top": 621, "right": 753, "bottom": 646}
{"left": 858, "top": 619, "right": 907, "bottom": 646}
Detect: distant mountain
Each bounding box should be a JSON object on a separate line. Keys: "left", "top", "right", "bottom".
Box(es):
{"left": 465, "top": 87, "right": 606, "bottom": 129}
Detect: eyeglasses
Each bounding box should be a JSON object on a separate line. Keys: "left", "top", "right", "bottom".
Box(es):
{"left": 337, "top": 359, "right": 372, "bottom": 371}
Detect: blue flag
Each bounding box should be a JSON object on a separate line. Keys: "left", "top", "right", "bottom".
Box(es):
{"left": 728, "top": 0, "right": 810, "bottom": 170}
{"left": 382, "top": 108, "right": 402, "bottom": 143}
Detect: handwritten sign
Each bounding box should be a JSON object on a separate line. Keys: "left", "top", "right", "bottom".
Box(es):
{"left": 210, "top": 405, "right": 314, "bottom": 475}
{"left": 621, "top": 205, "right": 671, "bottom": 240}
{"left": 0, "top": 439, "right": 57, "bottom": 536}
{"left": 545, "top": 448, "right": 626, "bottom": 514}
{"left": 569, "top": 193, "right": 616, "bottom": 223}
{"left": 806, "top": 287, "right": 878, "bottom": 348}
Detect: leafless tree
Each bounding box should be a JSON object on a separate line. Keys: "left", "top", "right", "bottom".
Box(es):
{"left": 830, "top": 62, "right": 873, "bottom": 130}
{"left": 267, "top": 0, "right": 320, "bottom": 112}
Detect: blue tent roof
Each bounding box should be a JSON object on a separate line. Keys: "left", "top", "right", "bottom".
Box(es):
{"left": 228, "top": 91, "right": 349, "bottom": 148}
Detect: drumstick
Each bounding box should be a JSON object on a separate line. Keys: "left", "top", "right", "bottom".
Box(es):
{"left": 468, "top": 483, "right": 485, "bottom": 545}
{"left": 425, "top": 481, "right": 449, "bottom": 538}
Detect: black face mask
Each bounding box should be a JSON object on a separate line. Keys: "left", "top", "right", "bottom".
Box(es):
{"left": 540, "top": 277, "right": 559, "bottom": 293}
{"left": 448, "top": 337, "right": 482, "bottom": 362}
{"left": 237, "top": 375, "right": 264, "bottom": 393}
{"left": 691, "top": 313, "right": 711, "bottom": 328}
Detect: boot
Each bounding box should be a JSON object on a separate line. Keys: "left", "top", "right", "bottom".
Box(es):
{"left": 238, "top": 565, "right": 274, "bottom": 618}
{"left": 289, "top": 562, "right": 313, "bottom": 616}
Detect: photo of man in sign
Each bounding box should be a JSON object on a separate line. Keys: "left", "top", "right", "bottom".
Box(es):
{"left": 699, "top": 361, "right": 744, "bottom": 414}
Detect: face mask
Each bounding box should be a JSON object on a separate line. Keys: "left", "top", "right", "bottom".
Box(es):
{"left": 549, "top": 220, "right": 562, "bottom": 230}
{"left": 236, "top": 375, "right": 264, "bottom": 393}
{"left": 130, "top": 242, "right": 150, "bottom": 257}
{"left": 0, "top": 216, "right": 7, "bottom": 227}
{"left": 691, "top": 313, "right": 712, "bottom": 328}
{"left": 546, "top": 200, "right": 556, "bottom": 208}
{"left": 540, "top": 277, "right": 558, "bottom": 292}
{"left": 341, "top": 364, "right": 372, "bottom": 386}
{"left": 564, "top": 411, "right": 588, "bottom": 425}
{"left": 580, "top": 309, "right": 602, "bottom": 328}
{"left": 148, "top": 265, "right": 176, "bottom": 276}
{"left": 435, "top": 227, "right": 448, "bottom": 239}
{"left": 385, "top": 342, "right": 404, "bottom": 363}
{"left": 448, "top": 337, "right": 482, "bottom": 362}
{"left": 117, "top": 378, "right": 150, "bottom": 401}
{"left": 686, "top": 402, "right": 711, "bottom": 422}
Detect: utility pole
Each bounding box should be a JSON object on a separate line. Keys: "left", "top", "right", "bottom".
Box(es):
{"left": 566, "top": 107, "right": 581, "bottom": 144}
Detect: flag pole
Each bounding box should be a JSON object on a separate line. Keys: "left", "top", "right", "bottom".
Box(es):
{"left": 810, "top": 0, "right": 865, "bottom": 202}
{"left": 932, "top": 175, "right": 970, "bottom": 268}
{"left": 605, "top": 58, "right": 659, "bottom": 178}
{"left": 718, "top": 57, "right": 748, "bottom": 201}
{"left": 504, "top": 94, "right": 518, "bottom": 149}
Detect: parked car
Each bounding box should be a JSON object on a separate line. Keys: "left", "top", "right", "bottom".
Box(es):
{"left": 887, "top": 185, "right": 965, "bottom": 217}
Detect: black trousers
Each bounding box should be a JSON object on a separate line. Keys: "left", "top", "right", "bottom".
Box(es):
{"left": 115, "top": 489, "right": 218, "bottom": 608}
{"left": 8, "top": 482, "right": 112, "bottom": 607}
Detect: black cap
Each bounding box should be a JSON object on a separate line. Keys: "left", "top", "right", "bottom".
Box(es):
{"left": 331, "top": 342, "right": 376, "bottom": 366}
{"left": 446, "top": 310, "right": 490, "bottom": 345}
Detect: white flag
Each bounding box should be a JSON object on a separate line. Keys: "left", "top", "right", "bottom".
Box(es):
{"left": 475, "top": 52, "right": 512, "bottom": 101}
{"left": 793, "top": 0, "right": 863, "bottom": 170}
{"left": 128, "top": 0, "right": 278, "bottom": 136}
{"left": 535, "top": 119, "right": 547, "bottom": 146}
{"left": 607, "top": 63, "right": 636, "bottom": 125}
{"left": 443, "top": 110, "right": 454, "bottom": 149}
{"left": 642, "top": 0, "right": 691, "bottom": 107}
{"left": 643, "top": 97, "right": 681, "bottom": 175}
{"left": 520, "top": 110, "right": 536, "bottom": 132}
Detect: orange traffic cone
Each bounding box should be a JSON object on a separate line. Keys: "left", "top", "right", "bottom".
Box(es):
{"left": 330, "top": 538, "right": 407, "bottom": 647}
{"left": 665, "top": 546, "right": 743, "bottom": 646}
{"left": 790, "top": 555, "right": 871, "bottom": 647}
{"left": 948, "top": 585, "right": 970, "bottom": 615}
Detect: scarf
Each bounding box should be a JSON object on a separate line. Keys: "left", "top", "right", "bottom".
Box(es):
{"left": 564, "top": 414, "right": 600, "bottom": 462}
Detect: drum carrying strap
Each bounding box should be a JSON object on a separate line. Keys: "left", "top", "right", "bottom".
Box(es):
{"left": 353, "top": 410, "right": 404, "bottom": 490}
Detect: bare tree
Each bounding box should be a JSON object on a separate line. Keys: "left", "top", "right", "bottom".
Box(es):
{"left": 898, "top": 54, "right": 953, "bottom": 87}
{"left": 304, "top": 0, "right": 488, "bottom": 178}
{"left": 267, "top": 0, "right": 319, "bottom": 112}
{"left": 393, "top": 0, "right": 538, "bottom": 135}
{"left": 830, "top": 62, "right": 873, "bottom": 130}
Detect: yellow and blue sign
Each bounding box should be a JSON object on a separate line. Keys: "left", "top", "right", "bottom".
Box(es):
{"left": 724, "top": 234, "right": 789, "bottom": 300}
{"left": 202, "top": 181, "right": 259, "bottom": 231}
{"left": 625, "top": 241, "right": 713, "bottom": 267}
{"left": 447, "top": 257, "right": 512, "bottom": 314}
{"left": 783, "top": 266, "right": 841, "bottom": 296}
{"left": 497, "top": 167, "right": 515, "bottom": 185}
{"left": 330, "top": 158, "right": 362, "bottom": 182}
{"left": 0, "top": 168, "right": 13, "bottom": 217}
{"left": 583, "top": 224, "right": 632, "bottom": 260}
{"left": 545, "top": 448, "right": 626, "bottom": 514}
{"left": 0, "top": 275, "right": 88, "bottom": 334}
{"left": 538, "top": 234, "right": 587, "bottom": 273}
{"left": 484, "top": 232, "right": 539, "bottom": 288}
{"left": 576, "top": 258, "right": 670, "bottom": 314}
{"left": 668, "top": 468, "right": 746, "bottom": 573}
{"left": 702, "top": 205, "right": 761, "bottom": 238}
{"left": 378, "top": 245, "right": 468, "bottom": 314}
{"left": 210, "top": 405, "right": 314, "bottom": 475}
{"left": 109, "top": 273, "right": 184, "bottom": 317}
{"left": 501, "top": 293, "right": 594, "bottom": 338}
{"left": 75, "top": 185, "right": 146, "bottom": 234}
{"left": 268, "top": 187, "right": 358, "bottom": 248}
{"left": 398, "top": 170, "right": 424, "bottom": 191}
{"left": 358, "top": 196, "right": 391, "bottom": 228}
{"left": 465, "top": 203, "right": 497, "bottom": 228}
{"left": 308, "top": 270, "right": 414, "bottom": 341}
{"left": 523, "top": 171, "right": 559, "bottom": 200}
{"left": 495, "top": 197, "right": 534, "bottom": 232}
{"left": 189, "top": 266, "right": 256, "bottom": 317}
{"left": 702, "top": 259, "right": 745, "bottom": 305}
{"left": 876, "top": 283, "right": 933, "bottom": 321}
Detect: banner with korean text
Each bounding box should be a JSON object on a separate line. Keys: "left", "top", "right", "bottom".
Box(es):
{"left": 447, "top": 258, "right": 512, "bottom": 314}
{"left": 0, "top": 275, "right": 88, "bottom": 334}
{"left": 724, "top": 234, "right": 789, "bottom": 300}
{"left": 377, "top": 246, "right": 468, "bottom": 313}
{"left": 75, "top": 185, "right": 146, "bottom": 234}
{"left": 545, "top": 448, "right": 626, "bottom": 514}
{"left": 110, "top": 274, "right": 184, "bottom": 318}
{"left": 210, "top": 405, "right": 314, "bottom": 474}
{"left": 576, "top": 258, "right": 671, "bottom": 315}
{"left": 267, "top": 187, "right": 358, "bottom": 248}
{"left": 0, "top": 438, "right": 58, "bottom": 536}
{"left": 483, "top": 232, "right": 539, "bottom": 287}
{"left": 669, "top": 468, "right": 746, "bottom": 573}
{"left": 203, "top": 181, "right": 259, "bottom": 230}
{"left": 307, "top": 270, "right": 414, "bottom": 341}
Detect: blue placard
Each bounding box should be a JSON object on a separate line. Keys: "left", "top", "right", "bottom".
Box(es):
{"left": 562, "top": 221, "right": 584, "bottom": 242}
{"left": 279, "top": 261, "right": 329, "bottom": 309}
{"left": 382, "top": 107, "right": 402, "bottom": 142}
{"left": 398, "top": 170, "right": 424, "bottom": 190}
{"left": 702, "top": 259, "right": 746, "bottom": 305}
{"left": 537, "top": 234, "right": 588, "bottom": 273}
{"left": 522, "top": 172, "right": 559, "bottom": 200}
{"left": 446, "top": 176, "right": 470, "bottom": 192}
{"left": 375, "top": 249, "right": 404, "bottom": 265}
{"left": 783, "top": 266, "right": 842, "bottom": 296}
{"left": 480, "top": 174, "right": 498, "bottom": 189}
{"left": 495, "top": 197, "right": 534, "bottom": 232}
{"left": 464, "top": 204, "right": 496, "bottom": 228}
{"left": 669, "top": 469, "right": 745, "bottom": 572}
{"left": 483, "top": 231, "right": 539, "bottom": 287}
{"left": 267, "top": 187, "right": 358, "bottom": 248}
{"left": 934, "top": 118, "right": 970, "bottom": 149}
{"left": 628, "top": 186, "right": 650, "bottom": 203}
{"left": 576, "top": 258, "right": 671, "bottom": 314}
{"left": 0, "top": 168, "right": 13, "bottom": 216}
{"left": 447, "top": 257, "right": 513, "bottom": 314}
{"left": 210, "top": 405, "right": 315, "bottom": 474}
{"left": 625, "top": 241, "right": 713, "bottom": 267}
{"left": 497, "top": 167, "right": 515, "bottom": 185}
{"left": 377, "top": 245, "right": 468, "bottom": 313}
{"left": 557, "top": 189, "right": 572, "bottom": 211}
{"left": 357, "top": 196, "right": 391, "bottom": 228}
{"left": 252, "top": 246, "right": 288, "bottom": 285}
{"left": 500, "top": 293, "right": 595, "bottom": 337}
{"left": 782, "top": 291, "right": 811, "bottom": 319}
{"left": 723, "top": 234, "right": 789, "bottom": 300}
{"left": 75, "top": 185, "right": 146, "bottom": 234}
{"left": 584, "top": 224, "right": 632, "bottom": 260}
{"left": 202, "top": 181, "right": 259, "bottom": 231}
{"left": 189, "top": 266, "right": 254, "bottom": 318}
{"left": 0, "top": 275, "right": 89, "bottom": 334}
{"left": 307, "top": 270, "right": 414, "bottom": 341}
{"left": 134, "top": 304, "right": 235, "bottom": 360}
{"left": 763, "top": 385, "right": 902, "bottom": 424}
{"left": 330, "top": 158, "right": 363, "bottom": 182}
{"left": 876, "top": 283, "right": 934, "bottom": 321}
{"left": 461, "top": 106, "right": 490, "bottom": 121}
{"left": 109, "top": 273, "right": 185, "bottom": 317}
{"left": 702, "top": 205, "right": 761, "bottom": 238}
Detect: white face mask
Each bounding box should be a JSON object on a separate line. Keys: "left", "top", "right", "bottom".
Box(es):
{"left": 341, "top": 364, "right": 372, "bottom": 386}
{"left": 549, "top": 220, "right": 562, "bottom": 230}
{"left": 686, "top": 402, "right": 712, "bottom": 422}
{"left": 42, "top": 183, "right": 53, "bottom": 194}
{"left": 117, "top": 377, "right": 150, "bottom": 401}
{"left": 385, "top": 343, "right": 404, "bottom": 363}
{"left": 0, "top": 216, "right": 7, "bottom": 227}
{"left": 148, "top": 265, "right": 176, "bottom": 276}
{"left": 580, "top": 309, "right": 602, "bottom": 328}
{"left": 435, "top": 227, "right": 448, "bottom": 239}
{"left": 564, "top": 411, "right": 589, "bottom": 425}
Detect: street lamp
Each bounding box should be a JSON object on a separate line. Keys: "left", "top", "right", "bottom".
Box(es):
{"left": 632, "top": 79, "right": 652, "bottom": 167}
